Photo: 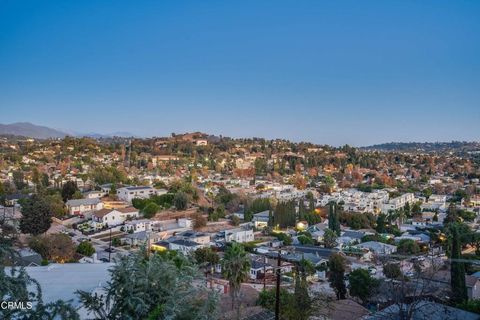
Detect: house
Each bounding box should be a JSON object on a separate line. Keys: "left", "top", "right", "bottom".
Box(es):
{"left": 382, "top": 193, "right": 415, "bottom": 214}
{"left": 249, "top": 259, "right": 273, "bottom": 280}
{"left": 176, "top": 230, "right": 211, "bottom": 245}
{"left": 338, "top": 230, "right": 366, "bottom": 246}
{"left": 124, "top": 219, "right": 152, "bottom": 233}
{"left": 116, "top": 186, "right": 167, "bottom": 203}
{"left": 412, "top": 217, "right": 427, "bottom": 227}
{"left": 66, "top": 198, "right": 104, "bottom": 216}
{"left": 223, "top": 227, "right": 254, "bottom": 243}
{"left": 14, "top": 248, "right": 43, "bottom": 267}
{"left": 84, "top": 191, "right": 105, "bottom": 199}
{"left": 322, "top": 299, "right": 370, "bottom": 320}
{"left": 5, "top": 193, "right": 29, "bottom": 206}
{"left": 252, "top": 210, "right": 270, "bottom": 229}
{"left": 168, "top": 239, "right": 203, "bottom": 254}
{"left": 92, "top": 207, "right": 139, "bottom": 228}
{"left": 151, "top": 240, "right": 170, "bottom": 252}
{"left": 429, "top": 270, "right": 480, "bottom": 300}
{"left": 195, "top": 139, "right": 208, "bottom": 146}
{"left": 466, "top": 275, "right": 480, "bottom": 300}
{"left": 367, "top": 300, "right": 479, "bottom": 320}
{"left": 124, "top": 231, "right": 165, "bottom": 247}
{"left": 354, "top": 241, "right": 397, "bottom": 255}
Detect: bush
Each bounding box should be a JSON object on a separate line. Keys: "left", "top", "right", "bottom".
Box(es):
{"left": 112, "top": 238, "right": 121, "bottom": 247}
{"left": 142, "top": 202, "right": 160, "bottom": 218}
{"left": 383, "top": 262, "right": 402, "bottom": 279}
{"left": 174, "top": 192, "right": 188, "bottom": 210}
{"left": 298, "top": 234, "right": 314, "bottom": 245}
{"left": 274, "top": 232, "right": 293, "bottom": 246}
{"left": 77, "top": 241, "right": 95, "bottom": 257}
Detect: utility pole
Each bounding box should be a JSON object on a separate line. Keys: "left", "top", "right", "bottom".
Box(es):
{"left": 263, "top": 254, "right": 267, "bottom": 290}
{"left": 275, "top": 252, "right": 281, "bottom": 320}
{"left": 108, "top": 228, "right": 112, "bottom": 262}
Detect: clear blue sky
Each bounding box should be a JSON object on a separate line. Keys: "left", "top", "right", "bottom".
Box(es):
{"left": 1, "top": 0, "right": 479, "bottom": 146}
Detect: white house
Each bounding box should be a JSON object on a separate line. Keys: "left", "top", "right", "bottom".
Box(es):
{"left": 224, "top": 228, "right": 254, "bottom": 243}
{"left": 382, "top": 193, "right": 415, "bottom": 214}
{"left": 252, "top": 210, "right": 270, "bottom": 229}
{"left": 116, "top": 186, "right": 167, "bottom": 203}
{"left": 124, "top": 219, "right": 152, "bottom": 233}
{"left": 84, "top": 191, "right": 105, "bottom": 199}
{"left": 92, "top": 207, "right": 139, "bottom": 228}
{"left": 66, "top": 198, "right": 104, "bottom": 216}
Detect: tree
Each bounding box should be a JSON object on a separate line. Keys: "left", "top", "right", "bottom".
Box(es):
{"left": 383, "top": 262, "right": 402, "bottom": 279}
{"left": 29, "top": 234, "right": 76, "bottom": 263}
{"left": 77, "top": 241, "right": 95, "bottom": 257}
{"left": 445, "top": 203, "right": 459, "bottom": 224}
{"left": 77, "top": 249, "right": 218, "bottom": 319}
{"left": 174, "top": 191, "right": 188, "bottom": 210}
{"left": 72, "top": 190, "right": 83, "bottom": 199}
{"left": 12, "top": 170, "right": 26, "bottom": 190}
{"left": 422, "top": 188, "right": 433, "bottom": 201}
{"left": 273, "top": 200, "right": 296, "bottom": 228}
{"left": 231, "top": 215, "right": 240, "bottom": 226}
{"left": 328, "top": 253, "right": 347, "bottom": 300}
{"left": 397, "top": 239, "right": 420, "bottom": 255}
{"left": 222, "top": 243, "right": 251, "bottom": 311}
{"left": 348, "top": 269, "right": 379, "bottom": 304}
{"left": 376, "top": 213, "right": 387, "bottom": 234}
{"left": 244, "top": 197, "right": 271, "bottom": 221}
{"left": 1, "top": 234, "right": 79, "bottom": 319}
{"left": 274, "top": 232, "right": 292, "bottom": 246}
{"left": 192, "top": 212, "right": 207, "bottom": 230}
{"left": 293, "top": 272, "right": 312, "bottom": 320}
{"left": 450, "top": 224, "right": 467, "bottom": 303}
{"left": 297, "top": 232, "right": 315, "bottom": 245}
{"left": 328, "top": 202, "right": 340, "bottom": 235}
{"left": 47, "top": 234, "right": 76, "bottom": 262}
{"left": 19, "top": 195, "right": 52, "bottom": 235}
{"left": 323, "top": 228, "right": 338, "bottom": 249}
{"left": 194, "top": 247, "right": 220, "bottom": 271}
{"left": 257, "top": 288, "right": 293, "bottom": 318}
{"left": 61, "top": 181, "right": 78, "bottom": 202}
{"left": 142, "top": 202, "right": 159, "bottom": 219}
{"left": 45, "top": 193, "right": 66, "bottom": 218}
{"left": 411, "top": 202, "right": 422, "bottom": 216}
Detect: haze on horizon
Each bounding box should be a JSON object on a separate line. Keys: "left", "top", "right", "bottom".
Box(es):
{"left": 1, "top": 1, "right": 479, "bottom": 146}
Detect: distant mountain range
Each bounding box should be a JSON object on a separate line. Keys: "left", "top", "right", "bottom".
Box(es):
{"left": 0, "top": 122, "right": 136, "bottom": 139}
{"left": 0, "top": 122, "right": 67, "bottom": 139}
{"left": 362, "top": 141, "right": 480, "bottom": 153}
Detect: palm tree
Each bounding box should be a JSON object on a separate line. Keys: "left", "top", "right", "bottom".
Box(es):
{"left": 221, "top": 243, "right": 251, "bottom": 312}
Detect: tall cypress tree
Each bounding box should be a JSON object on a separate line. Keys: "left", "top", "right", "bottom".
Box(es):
{"left": 328, "top": 202, "right": 341, "bottom": 236}
{"left": 298, "top": 200, "right": 306, "bottom": 221}
{"left": 450, "top": 224, "right": 467, "bottom": 303}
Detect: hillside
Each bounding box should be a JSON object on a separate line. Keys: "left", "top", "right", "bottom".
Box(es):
{"left": 0, "top": 122, "right": 67, "bottom": 139}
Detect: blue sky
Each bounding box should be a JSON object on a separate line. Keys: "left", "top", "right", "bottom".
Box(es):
{"left": 0, "top": 0, "right": 479, "bottom": 146}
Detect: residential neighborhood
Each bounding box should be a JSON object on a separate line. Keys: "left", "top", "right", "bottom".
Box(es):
{"left": 1, "top": 133, "right": 480, "bottom": 319}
